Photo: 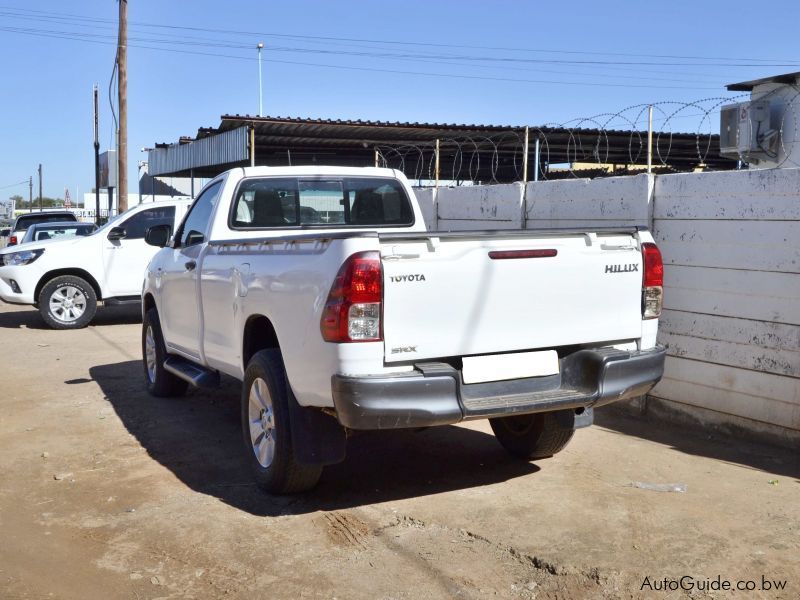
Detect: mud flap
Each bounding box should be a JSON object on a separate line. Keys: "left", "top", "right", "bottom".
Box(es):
{"left": 287, "top": 387, "right": 347, "bottom": 466}
{"left": 554, "top": 407, "right": 594, "bottom": 430}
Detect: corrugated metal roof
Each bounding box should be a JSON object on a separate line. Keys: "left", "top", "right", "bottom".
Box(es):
{"left": 148, "top": 126, "right": 249, "bottom": 177}
{"left": 149, "top": 115, "right": 735, "bottom": 180}
{"left": 727, "top": 71, "right": 800, "bottom": 92}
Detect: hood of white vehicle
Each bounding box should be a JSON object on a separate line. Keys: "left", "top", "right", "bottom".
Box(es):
{"left": 0, "top": 236, "right": 84, "bottom": 255}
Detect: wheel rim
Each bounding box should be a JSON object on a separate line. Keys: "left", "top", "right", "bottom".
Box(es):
{"left": 248, "top": 377, "right": 276, "bottom": 468}
{"left": 49, "top": 285, "right": 87, "bottom": 323}
{"left": 144, "top": 325, "right": 157, "bottom": 383}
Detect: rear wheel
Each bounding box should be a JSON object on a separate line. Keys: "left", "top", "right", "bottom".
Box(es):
{"left": 242, "top": 349, "right": 322, "bottom": 494}
{"left": 142, "top": 308, "right": 188, "bottom": 397}
{"left": 39, "top": 275, "right": 97, "bottom": 329}
{"left": 489, "top": 411, "right": 575, "bottom": 460}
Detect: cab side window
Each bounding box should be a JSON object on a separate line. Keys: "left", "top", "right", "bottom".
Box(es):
{"left": 121, "top": 206, "right": 176, "bottom": 239}
{"left": 178, "top": 181, "right": 223, "bottom": 247}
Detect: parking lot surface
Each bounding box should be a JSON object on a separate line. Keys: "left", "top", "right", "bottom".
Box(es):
{"left": 0, "top": 303, "right": 798, "bottom": 599}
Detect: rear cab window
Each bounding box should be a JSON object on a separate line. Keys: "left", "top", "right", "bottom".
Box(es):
{"left": 14, "top": 213, "right": 78, "bottom": 231}
{"left": 230, "top": 177, "right": 414, "bottom": 229}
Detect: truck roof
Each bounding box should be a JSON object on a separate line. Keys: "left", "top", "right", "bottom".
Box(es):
{"left": 237, "top": 166, "right": 401, "bottom": 179}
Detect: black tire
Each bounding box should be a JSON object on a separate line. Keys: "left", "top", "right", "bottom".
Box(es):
{"left": 242, "top": 349, "right": 323, "bottom": 494}
{"left": 38, "top": 275, "right": 97, "bottom": 329}
{"left": 142, "top": 308, "right": 188, "bottom": 397}
{"left": 489, "top": 411, "right": 575, "bottom": 460}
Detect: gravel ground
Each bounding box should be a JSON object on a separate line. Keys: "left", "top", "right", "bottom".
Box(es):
{"left": 0, "top": 302, "right": 797, "bottom": 599}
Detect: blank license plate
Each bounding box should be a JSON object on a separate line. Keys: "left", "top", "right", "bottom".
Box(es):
{"left": 462, "top": 350, "right": 559, "bottom": 384}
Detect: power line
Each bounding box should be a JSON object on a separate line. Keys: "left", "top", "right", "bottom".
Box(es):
{"left": 0, "top": 26, "right": 726, "bottom": 91}
{"left": 0, "top": 179, "right": 28, "bottom": 191}
{"left": 1, "top": 9, "right": 788, "bottom": 86}
{"left": 1, "top": 5, "right": 798, "bottom": 64}
{"left": 0, "top": 27, "right": 718, "bottom": 90}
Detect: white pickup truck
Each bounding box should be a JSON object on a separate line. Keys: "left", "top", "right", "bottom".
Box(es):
{"left": 141, "top": 166, "right": 665, "bottom": 493}
{"left": 0, "top": 199, "right": 190, "bottom": 328}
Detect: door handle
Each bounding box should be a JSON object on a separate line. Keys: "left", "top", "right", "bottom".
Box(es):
{"left": 185, "top": 260, "right": 196, "bottom": 271}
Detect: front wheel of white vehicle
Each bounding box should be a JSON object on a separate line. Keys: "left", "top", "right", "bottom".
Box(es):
{"left": 38, "top": 275, "right": 97, "bottom": 329}
{"left": 241, "top": 349, "right": 323, "bottom": 494}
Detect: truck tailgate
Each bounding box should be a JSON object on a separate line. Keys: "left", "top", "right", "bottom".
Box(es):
{"left": 380, "top": 231, "right": 643, "bottom": 363}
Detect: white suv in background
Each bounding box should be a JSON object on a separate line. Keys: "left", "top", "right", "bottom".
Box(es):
{"left": 0, "top": 199, "right": 191, "bottom": 328}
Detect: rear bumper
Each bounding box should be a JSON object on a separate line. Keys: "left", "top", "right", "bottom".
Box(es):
{"left": 332, "top": 345, "right": 666, "bottom": 430}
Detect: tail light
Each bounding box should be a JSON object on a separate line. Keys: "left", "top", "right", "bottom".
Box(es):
{"left": 9, "top": 235, "right": 17, "bottom": 245}
{"left": 642, "top": 242, "right": 663, "bottom": 319}
{"left": 321, "top": 251, "right": 383, "bottom": 342}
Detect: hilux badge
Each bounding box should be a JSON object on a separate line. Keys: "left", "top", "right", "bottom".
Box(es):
{"left": 605, "top": 264, "right": 639, "bottom": 273}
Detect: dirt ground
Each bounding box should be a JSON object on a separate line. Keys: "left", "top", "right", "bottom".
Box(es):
{"left": 0, "top": 302, "right": 798, "bottom": 600}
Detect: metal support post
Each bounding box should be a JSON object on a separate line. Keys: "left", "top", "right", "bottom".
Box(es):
{"left": 250, "top": 126, "right": 256, "bottom": 167}
{"left": 522, "top": 126, "right": 529, "bottom": 183}
{"left": 434, "top": 139, "right": 440, "bottom": 188}
{"left": 647, "top": 105, "right": 653, "bottom": 174}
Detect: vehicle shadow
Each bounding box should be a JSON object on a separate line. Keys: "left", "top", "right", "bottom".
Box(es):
{"left": 0, "top": 308, "right": 48, "bottom": 329}
{"left": 89, "top": 361, "right": 541, "bottom": 517}
{"left": 595, "top": 407, "right": 800, "bottom": 480}
{"left": 91, "top": 304, "right": 141, "bottom": 326}
{"left": 0, "top": 305, "right": 140, "bottom": 329}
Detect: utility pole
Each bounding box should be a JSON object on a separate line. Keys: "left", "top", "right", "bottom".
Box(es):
{"left": 257, "top": 42, "right": 264, "bottom": 117}
{"left": 37, "top": 164, "right": 42, "bottom": 212}
{"left": 93, "top": 84, "right": 101, "bottom": 224}
{"left": 28, "top": 176, "right": 32, "bottom": 213}
{"left": 117, "top": 0, "right": 128, "bottom": 212}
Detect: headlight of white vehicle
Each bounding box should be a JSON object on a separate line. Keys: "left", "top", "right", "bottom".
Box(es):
{"left": 2, "top": 249, "right": 44, "bottom": 266}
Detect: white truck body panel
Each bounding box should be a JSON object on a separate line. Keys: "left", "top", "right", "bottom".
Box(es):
{"left": 380, "top": 233, "right": 644, "bottom": 363}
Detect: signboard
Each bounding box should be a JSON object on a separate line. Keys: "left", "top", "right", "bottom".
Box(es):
{"left": 99, "top": 150, "right": 117, "bottom": 188}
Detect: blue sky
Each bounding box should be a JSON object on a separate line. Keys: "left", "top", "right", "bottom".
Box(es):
{"left": 1, "top": 0, "right": 799, "bottom": 200}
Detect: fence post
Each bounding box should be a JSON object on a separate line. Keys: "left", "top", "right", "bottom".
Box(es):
{"left": 434, "top": 139, "right": 440, "bottom": 189}
{"left": 249, "top": 126, "right": 255, "bottom": 167}
{"left": 522, "top": 126, "right": 529, "bottom": 183}
{"left": 647, "top": 105, "right": 653, "bottom": 174}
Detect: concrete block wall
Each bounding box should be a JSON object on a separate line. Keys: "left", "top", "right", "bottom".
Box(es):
{"left": 524, "top": 174, "right": 653, "bottom": 229}
{"left": 412, "top": 187, "right": 437, "bottom": 231}
{"left": 650, "top": 168, "right": 800, "bottom": 446}
{"left": 432, "top": 183, "right": 524, "bottom": 231}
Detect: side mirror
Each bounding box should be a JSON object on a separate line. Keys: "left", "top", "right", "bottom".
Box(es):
{"left": 144, "top": 223, "right": 172, "bottom": 247}
{"left": 106, "top": 226, "right": 127, "bottom": 241}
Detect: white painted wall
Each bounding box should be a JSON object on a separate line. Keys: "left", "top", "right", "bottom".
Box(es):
{"left": 413, "top": 168, "right": 800, "bottom": 443}
{"left": 411, "top": 187, "right": 437, "bottom": 231}
{"left": 651, "top": 168, "right": 800, "bottom": 442}
{"left": 435, "top": 183, "right": 524, "bottom": 231}
{"left": 524, "top": 174, "right": 652, "bottom": 229}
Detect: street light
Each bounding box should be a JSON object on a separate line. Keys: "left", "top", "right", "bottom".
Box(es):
{"left": 257, "top": 42, "right": 264, "bottom": 117}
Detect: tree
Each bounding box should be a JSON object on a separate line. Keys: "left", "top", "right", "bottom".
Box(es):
{"left": 16, "top": 196, "right": 63, "bottom": 209}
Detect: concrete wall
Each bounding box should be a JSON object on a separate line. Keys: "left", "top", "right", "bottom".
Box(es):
{"left": 413, "top": 169, "right": 800, "bottom": 446}
{"left": 436, "top": 183, "right": 524, "bottom": 231}
{"left": 650, "top": 168, "right": 800, "bottom": 446}
{"left": 524, "top": 174, "right": 652, "bottom": 229}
